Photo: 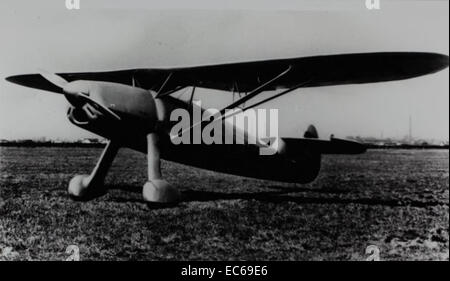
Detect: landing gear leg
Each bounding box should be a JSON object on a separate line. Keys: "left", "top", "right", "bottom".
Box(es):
{"left": 142, "top": 133, "right": 180, "bottom": 203}
{"left": 68, "top": 140, "right": 120, "bottom": 200}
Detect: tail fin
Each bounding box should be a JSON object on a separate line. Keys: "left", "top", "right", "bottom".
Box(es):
{"left": 304, "top": 125, "right": 318, "bottom": 139}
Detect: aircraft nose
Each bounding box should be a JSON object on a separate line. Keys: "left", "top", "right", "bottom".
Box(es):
{"left": 62, "top": 80, "right": 94, "bottom": 107}
{"left": 63, "top": 80, "right": 91, "bottom": 95}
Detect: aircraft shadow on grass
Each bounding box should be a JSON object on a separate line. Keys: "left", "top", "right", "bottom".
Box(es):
{"left": 106, "top": 184, "right": 442, "bottom": 209}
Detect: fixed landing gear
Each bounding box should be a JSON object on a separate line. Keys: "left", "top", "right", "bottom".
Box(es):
{"left": 142, "top": 133, "right": 180, "bottom": 203}
{"left": 68, "top": 140, "right": 119, "bottom": 200}
{"left": 67, "top": 133, "right": 180, "bottom": 204}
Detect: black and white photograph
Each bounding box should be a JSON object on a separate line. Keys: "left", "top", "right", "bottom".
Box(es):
{"left": 0, "top": 0, "right": 448, "bottom": 267}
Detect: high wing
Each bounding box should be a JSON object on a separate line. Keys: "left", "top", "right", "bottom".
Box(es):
{"left": 6, "top": 52, "right": 449, "bottom": 95}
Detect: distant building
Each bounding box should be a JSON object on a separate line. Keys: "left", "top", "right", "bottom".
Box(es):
{"left": 81, "top": 138, "right": 101, "bottom": 144}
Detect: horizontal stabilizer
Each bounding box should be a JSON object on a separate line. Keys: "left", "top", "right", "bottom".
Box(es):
{"left": 282, "top": 137, "right": 367, "bottom": 155}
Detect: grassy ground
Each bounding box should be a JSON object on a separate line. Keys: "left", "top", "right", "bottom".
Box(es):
{"left": 0, "top": 147, "right": 448, "bottom": 260}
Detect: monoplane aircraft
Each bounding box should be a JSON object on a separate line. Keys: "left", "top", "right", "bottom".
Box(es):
{"left": 6, "top": 52, "right": 449, "bottom": 203}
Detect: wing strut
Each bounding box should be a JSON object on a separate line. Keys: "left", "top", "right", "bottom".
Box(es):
{"left": 131, "top": 75, "right": 141, "bottom": 88}
{"left": 207, "top": 81, "right": 309, "bottom": 131}
{"left": 189, "top": 86, "right": 196, "bottom": 106}
{"left": 172, "top": 66, "right": 292, "bottom": 140}
{"left": 155, "top": 73, "right": 173, "bottom": 98}
{"left": 158, "top": 85, "right": 188, "bottom": 98}
{"left": 242, "top": 80, "right": 311, "bottom": 111}
{"left": 222, "top": 66, "right": 292, "bottom": 111}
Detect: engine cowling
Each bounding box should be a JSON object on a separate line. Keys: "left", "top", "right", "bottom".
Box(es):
{"left": 64, "top": 80, "right": 161, "bottom": 133}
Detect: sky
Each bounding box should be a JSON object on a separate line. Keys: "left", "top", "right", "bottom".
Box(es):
{"left": 0, "top": 0, "right": 448, "bottom": 141}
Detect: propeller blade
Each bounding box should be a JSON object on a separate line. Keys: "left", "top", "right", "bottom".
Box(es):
{"left": 5, "top": 73, "right": 63, "bottom": 94}
{"left": 37, "top": 69, "right": 69, "bottom": 89}
{"left": 36, "top": 71, "right": 121, "bottom": 121}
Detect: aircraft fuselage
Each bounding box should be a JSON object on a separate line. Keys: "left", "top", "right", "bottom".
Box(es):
{"left": 67, "top": 95, "right": 321, "bottom": 183}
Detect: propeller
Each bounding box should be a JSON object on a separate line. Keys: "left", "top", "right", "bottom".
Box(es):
{"left": 38, "top": 70, "right": 121, "bottom": 121}
{"left": 9, "top": 69, "right": 174, "bottom": 132}
{"left": 37, "top": 69, "right": 69, "bottom": 89}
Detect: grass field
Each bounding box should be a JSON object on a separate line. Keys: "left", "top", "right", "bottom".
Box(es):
{"left": 0, "top": 147, "right": 448, "bottom": 260}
